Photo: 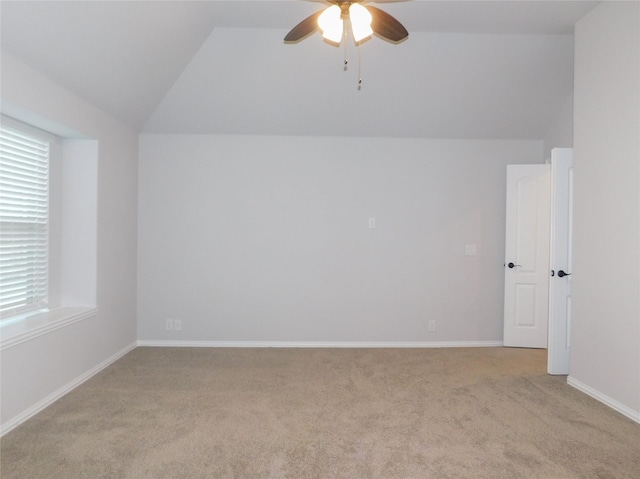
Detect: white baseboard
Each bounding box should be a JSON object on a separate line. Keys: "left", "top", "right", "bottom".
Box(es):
{"left": 137, "top": 340, "right": 504, "bottom": 348}
{"left": 567, "top": 376, "right": 640, "bottom": 424}
{"left": 0, "top": 341, "right": 137, "bottom": 437}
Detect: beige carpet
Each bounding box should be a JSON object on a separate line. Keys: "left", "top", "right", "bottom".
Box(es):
{"left": 1, "top": 347, "right": 639, "bottom": 478}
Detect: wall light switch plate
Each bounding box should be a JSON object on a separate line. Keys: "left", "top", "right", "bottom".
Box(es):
{"left": 368, "top": 217, "right": 376, "bottom": 229}
{"left": 465, "top": 244, "right": 477, "bottom": 256}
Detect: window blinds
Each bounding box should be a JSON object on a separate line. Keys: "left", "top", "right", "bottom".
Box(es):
{"left": 0, "top": 125, "right": 49, "bottom": 316}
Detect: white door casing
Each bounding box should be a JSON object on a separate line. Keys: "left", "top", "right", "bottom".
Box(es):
{"left": 547, "top": 148, "right": 573, "bottom": 374}
{"left": 504, "top": 164, "right": 551, "bottom": 348}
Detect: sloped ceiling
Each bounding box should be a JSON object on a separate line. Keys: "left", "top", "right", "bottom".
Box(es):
{"left": 1, "top": 0, "right": 598, "bottom": 138}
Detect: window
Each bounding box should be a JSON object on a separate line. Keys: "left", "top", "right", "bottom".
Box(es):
{"left": 0, "top": 125, "right": 50, "bottom": 317}
{"left": 0, "top": 116, "right": 97, "bottom": 349}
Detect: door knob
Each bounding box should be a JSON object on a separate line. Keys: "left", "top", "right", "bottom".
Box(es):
{"left": 557, "top": 270, "right": 571, "bottom": 278}
{"left": 507, "top": 262, "right": 521, "bottom": 269}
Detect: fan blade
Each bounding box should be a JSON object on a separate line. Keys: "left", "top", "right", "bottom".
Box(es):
{"left": 367, "top": 5, "right": 408, "bottom": 43}
{"left": 284, "top": 10, "right": 323, "bottom": 43}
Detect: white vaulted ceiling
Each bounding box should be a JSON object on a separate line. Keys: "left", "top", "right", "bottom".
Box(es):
{"left": 1, "top": 0, "right": 599, "bottom": 138}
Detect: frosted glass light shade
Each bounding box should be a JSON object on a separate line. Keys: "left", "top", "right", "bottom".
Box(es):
{"left": 318, "top": 5, "right": 343, "bottom": 44}
{"left": 349, "top": 3, "right": 373, "bottom": 42}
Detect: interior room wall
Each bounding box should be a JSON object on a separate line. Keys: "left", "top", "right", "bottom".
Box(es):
{"left": 143, "top": 28, "right": 575, "bottom": 142}
{"left": 570, "top": 1, "right": 640, "bottom": 421}
{"left": 138, "top": 134, "right": 543, "bottom": 345}
{"left": 0, "top": 52, "right": 139, "bottom": 430}
{"left": 543, "top": 93, "right": 574, "bottom": 160}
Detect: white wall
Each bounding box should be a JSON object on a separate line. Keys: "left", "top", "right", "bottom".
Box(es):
{"left": 543, "top": 93, "right": 574, "bottom": 160}
{"left": 138, "top": 134, "right": 542, "bottom": 344}
{"left": 143, "top": 28, "right": 574, "bottom": 142}
{"left": 570, "top": 1, "right": 640, "bottom": 420}
{"left": 0, "top": 52, "right": 139, "bottom": 430}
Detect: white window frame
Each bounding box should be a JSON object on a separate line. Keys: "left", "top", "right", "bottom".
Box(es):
{"left": 0, "top": 121, "right": 53, "bottom": 318}
{"left": 0, "top": 116, "right": 97, "bottom": 350}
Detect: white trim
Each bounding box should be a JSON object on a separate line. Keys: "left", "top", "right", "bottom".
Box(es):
{"left": 0, "top": 307, "right": 97, "bottom": 350}
{"left": 137, "top": 340, "right": 504, "bottom": 349}
{"left": 567, "top": 376, "right": 640, "bottom": 424}
{"left": 0, "top": 341, "right": 137, "bottom": 437}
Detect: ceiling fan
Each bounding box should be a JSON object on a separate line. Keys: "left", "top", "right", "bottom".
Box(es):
{"left": 284, "top": 0, "right": 409, "bottom": 45}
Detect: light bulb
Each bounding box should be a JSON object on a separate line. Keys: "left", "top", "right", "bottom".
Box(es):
{"left": 318, "top": 5, "right": 343, "bottom": 44}
{"left": 349, "top": 3, "right": 373, "bottom": 43}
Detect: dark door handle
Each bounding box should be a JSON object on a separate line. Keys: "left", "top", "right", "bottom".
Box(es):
{"left": 557, "top": 270, "right": 571, "bottom": 278}
{"left": 507, "top": 262, "right": 521, "bottom": 269}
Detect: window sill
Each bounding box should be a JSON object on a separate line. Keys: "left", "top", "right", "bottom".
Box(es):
{"left": 0, "top": 307, "right": 97, "bottom": 351}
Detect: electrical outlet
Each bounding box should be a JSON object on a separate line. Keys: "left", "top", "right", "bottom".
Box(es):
{"left": 174, "top": 319, "right": 182, "bottom": 331}
{"left": 428, "top": 320, "right": 437, "bottom": 332}
{"left": 165, "top": 318, "right": 173, "bottom": 331}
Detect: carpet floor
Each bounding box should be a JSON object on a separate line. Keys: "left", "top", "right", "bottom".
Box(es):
{"left": 1, "top": 347, "right": 639, "bottom": 478}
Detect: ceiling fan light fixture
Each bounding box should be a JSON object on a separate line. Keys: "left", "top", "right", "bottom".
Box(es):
{"left": 284, "top": 1, "right": 408, "bottom": 45}
{"left": 349, "top": 3, "right": 373, "bottom": 43}
{"left": 318, "top": 5, "right": 343, "bottom": 44}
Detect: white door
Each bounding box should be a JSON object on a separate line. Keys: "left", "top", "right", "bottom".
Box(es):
{"left": 547, "top": 149, "right": 573, "bottom": 374}
{"left": 503, "top": 164, "right": 551, "bottom": 348}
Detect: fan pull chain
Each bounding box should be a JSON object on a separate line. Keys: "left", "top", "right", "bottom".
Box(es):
{"left": 357, "top": 43, "right": 363, "bottom": 90}
{"left": 344, "top": 48, "right": 348, "bottom": 71}
{"left": 343, "top": 24, "right": 349, "bottom": 71}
